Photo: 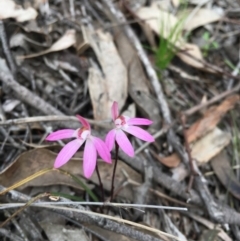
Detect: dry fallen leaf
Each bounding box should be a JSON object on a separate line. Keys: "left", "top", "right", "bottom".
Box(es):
{"left": 157, "top": 95, "right": 239, "bottom": 167}
{"left": 18, "top": 30, "right": 76, "bottom": 59}
{"left": 0, "top": 0, "right": 37, "bottom": 22}
{"left": 160, "top": 128, "right": 231, "bottom": 167}
{"left": 136, "top": 6, "right": 179, "bottom": 43}
{"left": 114, "top": 28, "right": 161, "bottom": 130}
{"left": 88, "top": 67, "right": 109, "bottom": 120}
{"left": 86, "top": 27, "right": 128, "bottom": 120}
{"left": 152, "top": 1, "right": 171, "bottom": 11}
{"left": 191, "top": 127, "right": 231, "bottom": 164}
{"left": 153, "top": 152, "right": 181, "bottom": 168}
{"left": 184, "top": 8, "right": 222, "bottom": 32}
{"left": 177, "top": 43, "right": 204, "bottom": 69}
{"left": 186, "top": 95, "right": 240, "bottom": 143}
{"left": 172, "top": 0, "right": 180, "bottom": 8}
{"left": 136, "top": 5, "right": 205, "bottom": 69}
{"left": 122, "top": 103, "right": 136, "bottom": 118}
{"left": 0, "top": 148, "right": 141, "bottom": 200}
{"left": 211, "top": 151, "right": 240, "bottom": 201}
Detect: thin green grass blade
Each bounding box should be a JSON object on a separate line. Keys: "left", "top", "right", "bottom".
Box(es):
{"left": 155, "top": 8, "right": 187, "bottom": 70}
{"left": 57, "top": 169, "right": 99, "bottom": 202}
{"left": 70, "top": 174, "right": 99, "bottom": 202}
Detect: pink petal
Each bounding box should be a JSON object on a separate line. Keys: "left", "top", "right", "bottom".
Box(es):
{"left": 127, "top": 118, "right": 153, "bottom": 126}
{"left": 123, "top": 126, "right": 154, "bottom": 142}
{"left": 76, "top": 115, "right": 91, "bottom": 129}
{"left": 111, "top": 101, "right": 119, "bottom": 120}
{"left": 54, "top": 139, "right": 83, "bottom": 168}
{"left": 116, "top": 129, "right": 134, "bottom": 157}
{"left": 92, "top": 137, "right": 111, "bottom": 163}
{"left": 105, "top": 129, "right": 116, "bottom": 151}
{"left": 46, "top": 129, "right": 75, "bottom": 141}
{"left": 83, "top": 139, "right": 97, "bottom": 178}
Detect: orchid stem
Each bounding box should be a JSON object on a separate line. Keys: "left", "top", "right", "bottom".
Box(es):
{"left": 96, "top": 164, "right": 104, "bottom": 202}
{"left": 110, "top": 141, "right": 119, "bottom": 202}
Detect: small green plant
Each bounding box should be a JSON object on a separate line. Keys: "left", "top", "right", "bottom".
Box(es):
{"left": 155, "top": 16, "right": 184, "bottom": 70}
{"left": 154, "top": 7, "right": 187, "bottom": 71}
{"left": 202, "top": 31, "right": 219, "bottom": 56}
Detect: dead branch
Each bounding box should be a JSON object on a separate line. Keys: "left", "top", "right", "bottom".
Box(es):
{"left": 0, "top": 20, "right": 17, "bottom": 75}
{"left": 0, "top": 228, "right": 23, "bottom": 241}
{"left": 0, "top": 70, "right": 63, "bottom": 116}
{"left": 0, "top": 185, "right": 166, "bottom": 241}
{"left": 119, "top": 152, "right": 240, "bottom": 225}
{"left": 184, "top": 82, "right": 240, "bottom": 116}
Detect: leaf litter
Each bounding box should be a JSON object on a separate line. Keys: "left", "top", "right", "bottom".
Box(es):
{"left": 0, "top": 0, "right": 239, "bottom": 240}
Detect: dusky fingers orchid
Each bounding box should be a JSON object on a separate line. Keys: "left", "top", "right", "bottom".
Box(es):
{"left": 46, "top": 115, "right": 111, "bottom": 178}
{"left": 106, "top": 101, "right": 154, "bottom": 157}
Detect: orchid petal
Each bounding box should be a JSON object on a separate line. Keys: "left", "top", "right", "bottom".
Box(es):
{"left": 111, "top": 101, "right": 119, "bottom": 120}
{"left": 123, "top": 126, "right": 154, "bottom": 142}
{"left": 83, "top": 139, "right": 97, "bottom": 178}
{"left": 127, "top": 118, "right": 153, "bottom": 126}
{"left": 46, "top": 129, "right": 75, "bottom": 141}
{"left": 76, "top": 115, "right": 91, "bottom": 129}
{"left": 92, "top": 137, "right": 112, "bottom": 163}
{"left": 116, "top": 129, "right": 134, "bottom": 157}
{"left": 54, "top": 139, "right": 83, "bottom": 168}
{"left": 105, "top": 129, "right": 116, "bottom": 151}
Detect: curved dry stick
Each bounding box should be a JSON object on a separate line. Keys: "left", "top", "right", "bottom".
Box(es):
{"left": 0, "top": 185, "right": 167, "bottom": 241}
{"left": 0, "top": 70, "right": 63, "bottom": 116}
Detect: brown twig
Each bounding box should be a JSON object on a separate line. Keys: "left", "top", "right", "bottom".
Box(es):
{"left": 0, "top": 115, "right": 111, "bottom": 128}
{"left": 0, "top": 193, "right": 49, "bottom": 228}
{"left": 0, "top": 20, "right": 17, "bottom": 76}
{"left": 180, "top": 114, "right": 199, "bottom": 193}
{"left": 0, "top": 68, "right": 63, "bottom": 116}
{"left": 0, "top": 185, "right": 166, "bottom": 241}
{"left": 184, "top": 82, "right": 240, "bottom": 116}
{"left": 0, "top": 228, "right": 23, "bottom": 241}
{"left": 119, "top": 152, "right": 240, "bottom": 225}
{"left": 3, "top": 210, "right": 29, "bottom": 241}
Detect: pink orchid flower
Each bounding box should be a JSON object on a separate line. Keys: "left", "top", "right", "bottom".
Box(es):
{"left": 105, "top": 101, "right": 154, "bottom": 157}
{"left": 46, "top": 115, "right": 111, "bottom": 178}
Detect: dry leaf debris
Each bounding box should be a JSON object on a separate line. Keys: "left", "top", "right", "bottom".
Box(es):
{"left": 0, "top": 0, "right": 240, "bottom": 240}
